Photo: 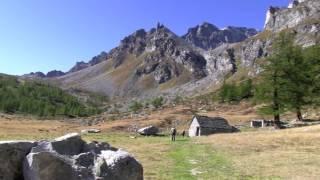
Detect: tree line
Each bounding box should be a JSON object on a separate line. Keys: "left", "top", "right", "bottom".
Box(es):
{"left": 0, "top": 75, "right": 101, "bottom": 117}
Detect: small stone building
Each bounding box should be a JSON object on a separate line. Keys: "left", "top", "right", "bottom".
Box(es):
{"left": 250, "top": 119, "right": 274, "bottom": 128}
{"left": 188, "top": 115, "right": 234, "bottom": 137}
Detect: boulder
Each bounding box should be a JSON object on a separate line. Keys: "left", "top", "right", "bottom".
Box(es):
{"left": 137, "top": 126, "right": 159, "bottom": 136}
{"left": 0, "top": 141, "right": 35, "bottom": 180}
{"left": 95, "top": 150, "right": 143, "bottom": 180}
{"left": 20, "top": 133, "right": 143, "bottom": 180}
{"left": 81, "top": 129, "right": 101, "bottom": 134}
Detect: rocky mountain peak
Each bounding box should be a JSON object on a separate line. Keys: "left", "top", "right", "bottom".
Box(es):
{"left": 46, "top": 70, "right": 66, "bottom": 78}
{"left": 197, "top": 22, "right": 220, "bottom": 35}
{"left": 182, "top": 22, "right": 258, "bottom": 50}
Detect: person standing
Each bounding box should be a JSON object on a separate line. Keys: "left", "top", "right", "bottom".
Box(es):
{"left": 171, "top": 128, "right": 177, "bottom": 141}
{"left": 182, "top": 130, "right": 185, "bottom": 137}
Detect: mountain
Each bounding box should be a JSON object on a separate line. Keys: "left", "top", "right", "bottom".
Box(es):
{"left": 24, "top": 0, "right": 320, "bottom": 101}
{"left": 182, "top": 22, "right": 258, "bottom": 50}
{"left": 23, "top": 70, "right": 65, "bottom": 79}
{"left": 55, "top": 23, "right": 208, "bottom": 98}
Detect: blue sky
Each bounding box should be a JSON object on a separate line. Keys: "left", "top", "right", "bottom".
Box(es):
{"left": 0, "top": 0, "right": 290, "bottom": 75}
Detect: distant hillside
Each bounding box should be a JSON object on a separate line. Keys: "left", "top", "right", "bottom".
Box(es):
{"left": 0, "top": 74, "right": 101, "bottom": 117}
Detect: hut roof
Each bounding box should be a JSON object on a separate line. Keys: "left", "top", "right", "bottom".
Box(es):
{"left": 193, "top": 115, "right": 231, "bottom": 129}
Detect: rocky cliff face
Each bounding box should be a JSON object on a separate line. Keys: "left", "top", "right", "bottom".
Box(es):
{"left": 182, "top": 22, "right": 258, "bottom": 50}
{"left": 264, "top": 0, "right": 320, "bottom": 32}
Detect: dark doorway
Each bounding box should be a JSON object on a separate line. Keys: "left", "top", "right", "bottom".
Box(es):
{"left": 196, "top": 127, "right": 200, "bottom": 136}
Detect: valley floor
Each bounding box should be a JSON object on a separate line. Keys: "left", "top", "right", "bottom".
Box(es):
{"left": 1, "top": 104, "right": 320, "bottom": 179}
{"left": 1, "top": 116, "right": 320, "bottom": 179}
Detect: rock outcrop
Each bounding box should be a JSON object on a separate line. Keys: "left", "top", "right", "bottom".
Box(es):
{"left": 0, "top": 133, "right": 143, "bottom": 180}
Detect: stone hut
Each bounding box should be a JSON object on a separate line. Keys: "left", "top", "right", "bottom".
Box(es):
{"left": 188, "top": 115, "right": 234, "bottom": 137}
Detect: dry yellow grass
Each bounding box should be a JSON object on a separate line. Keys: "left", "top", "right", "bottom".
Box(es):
{"left": 198, "top": 125, "right": 320, "bottom": 179}
{"left": 1, "top": 104, "right": 320, "bottom": 179}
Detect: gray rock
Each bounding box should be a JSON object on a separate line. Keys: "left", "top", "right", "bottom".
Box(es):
{"left": 138, "top": 126, "right": 159, "bottom": 136}
{"left": 95, "top": 150, "right": 143, "bottom": 180}
{"left": 0, "top": 141, "right": 35, "bottom": 180}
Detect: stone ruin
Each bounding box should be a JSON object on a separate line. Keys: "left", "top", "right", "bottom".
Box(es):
{"left": 0, "top": 133, "right": 143, "bottom": 180}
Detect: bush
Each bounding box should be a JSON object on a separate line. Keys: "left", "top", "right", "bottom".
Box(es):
{"left": 151, "top": 96, "right": 164, "bottom": 108}
{"left": 129, "top": 101, "right": 143, "bottom": 113}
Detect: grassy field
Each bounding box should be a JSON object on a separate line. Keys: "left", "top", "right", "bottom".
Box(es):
{"left": 1, "top": 105, "right": 320, "bottom": 180}
{"left": 81, "top": 127, "right": 320, "bottom": 180}
{"left": 82, "top": 126, "right": 320, "bottom": 180}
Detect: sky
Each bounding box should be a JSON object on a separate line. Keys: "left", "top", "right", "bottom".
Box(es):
{"left": 0, "top": 0, "right": 290, "bottom": 75}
